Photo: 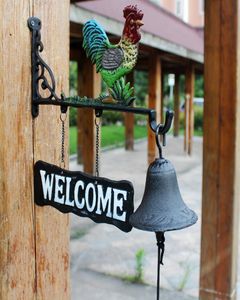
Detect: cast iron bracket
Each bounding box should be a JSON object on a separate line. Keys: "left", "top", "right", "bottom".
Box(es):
{"left": 28, "top": 17, "right": 173, "bottom": 136}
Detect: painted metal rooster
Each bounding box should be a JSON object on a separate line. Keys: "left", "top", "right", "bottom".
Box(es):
{"left": 83, "top": 5, "right": 144, "bottom": 105}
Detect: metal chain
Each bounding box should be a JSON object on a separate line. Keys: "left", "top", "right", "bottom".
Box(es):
{"left": 60, "top": 113, "right": 67, "bottom": 168}
{"left": 95, "top": 117, "right": 101, "bottom": 177}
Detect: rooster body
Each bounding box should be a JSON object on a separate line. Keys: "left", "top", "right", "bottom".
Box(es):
{"left": 83, "top": 5, "right": 144, "bottom": 105}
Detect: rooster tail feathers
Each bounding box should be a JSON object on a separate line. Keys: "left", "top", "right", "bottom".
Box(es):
{"left": 83, "top": 20, "right": 109, "bottom": 72}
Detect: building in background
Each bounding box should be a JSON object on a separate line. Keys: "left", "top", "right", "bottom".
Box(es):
{"left": 150, "top": 0, "right": 204, "bottom": 27}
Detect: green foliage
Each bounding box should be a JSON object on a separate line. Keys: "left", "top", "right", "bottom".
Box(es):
{"left": 135, "top": 249, "right": 145, "bottom": 283}
{"left": 69, "top": 107, "right": 77, "bottom": 127}
{"left": 163, "top": 74, "right": 204, "bottom": 103}
{"left": 195, "top": 75, "right": 204, "bottom": 97}
{"left": 165, "top": 98, "right": 174, "bottom": 110}
{"left": 70, "top": 228, "right": 88, "bottom": 240}
{"left": 177, "top": 261, "right": 193, "bottom": 291}
{"left": 101, "top": 111, "right": 123, "bottom": 125}
{"left": 69, "top": 61, "right": 78, "bottom": 95}
{"left": 179, "top": 105, "right": 203, "bottom": 134}
{"left": 123, "top": 249, "right": 145, "bottom": 284}
{"left": 194, "top": 105, "right": 203, "bottom": 131}
{"left": 69, "top": 125, "right": 147, "bottom": 155}
{"left": 179, "top": 111, "right": 184, "bottom": 130}
{"left": 134, "top": 71, "right": 148, "bottom": 106}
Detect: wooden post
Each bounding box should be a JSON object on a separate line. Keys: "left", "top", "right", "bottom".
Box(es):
{"left": 77, "top": 55, "right": 83, "bottom": 165}
{"left": 173, "top": 74, "right": 180, "bottom": 137}
{"left": 148, "top": 53, "right": 161, "bottom": 164}
{"left": 161, "top": 71, "right": 164, "bottom": 123}
{"left": 125, "top": 72, "right": 135, "bottom": 151}
{"left": 200, "top": 1, "right": 240, "bottom": 299}
{"left": 184, "top": 94, "right": 189, "bottom": 152}
{"left": 77, "top": 53, "right": 101, "bottom": 174}
{"left": 0, "top": 1, "right": 70, "bottom": 299}
{"left": 185, "top": 64, "right": 195, "bottom": 155}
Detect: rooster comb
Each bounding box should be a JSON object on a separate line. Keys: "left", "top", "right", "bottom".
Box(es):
{"left": 123, "top": 5, "right": 143, "bottom": 20}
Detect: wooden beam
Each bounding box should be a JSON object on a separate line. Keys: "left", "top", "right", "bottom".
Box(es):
{"left": 70, "top": 21, "right": 83, "bottom": 39}
{"left": 70, "top": 47, "right": 81, "bottom": 61}
{"left": 200, "top": 1, "right": 240, "bottom": 299}
{"left": 124, "top": 72, "right": 135, "bottom": 151}
{"left": 77, "top": 53, "right": 101, "bottom": 174}
{"left": 173, "top": 74, "right": 180, "bottom": 137}
{"left": 148, "top": 53, "right": 161, "bottom": 163}
{"left": 185, "top": 64, "right": 195, "bottom": 155}
{"left": 0, "top": 0, "right": 70, "bottom": 299}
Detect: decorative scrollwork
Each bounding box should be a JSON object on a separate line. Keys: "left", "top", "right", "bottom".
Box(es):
{"left": 28, "top": 17, "right": 64, "bottom": 117}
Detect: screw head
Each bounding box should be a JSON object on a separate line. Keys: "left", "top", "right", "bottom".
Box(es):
{"left": 31, "top": 20, "right": 35, "bottom": 26}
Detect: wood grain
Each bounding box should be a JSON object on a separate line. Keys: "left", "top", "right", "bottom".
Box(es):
{"left": 0, "top": 1, "right": 36, "bottom": 299}
{"left": 200, "top": 1, "right": 239, "bottom": 299}
{"left": 33, "top": 0, "right": 70, "bottom": 299}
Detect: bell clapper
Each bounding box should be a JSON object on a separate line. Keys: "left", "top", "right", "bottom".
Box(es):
{"left": 156, "top": 231, "right": 165, "bottom": 300}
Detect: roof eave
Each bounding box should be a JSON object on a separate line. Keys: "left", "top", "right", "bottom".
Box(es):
{"left": 70, "top": 4, "right": 204, "bottom": 64}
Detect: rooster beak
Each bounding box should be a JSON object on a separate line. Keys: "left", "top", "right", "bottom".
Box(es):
{"left": 136, "top": 20, "right": 144, "bottom": 27}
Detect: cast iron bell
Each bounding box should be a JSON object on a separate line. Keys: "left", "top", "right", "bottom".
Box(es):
{"left": 129, "top": 113, "right": 198, "bottom": 300}
{"left": 129, "top": 157, "right": 198, "bottom": 232}
{"left": 130, "top": 117, "right": 198, "bottom": 232}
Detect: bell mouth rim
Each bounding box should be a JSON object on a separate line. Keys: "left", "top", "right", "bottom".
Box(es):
{"left": 130, "top": 211, "right": 198, "bottom": 232}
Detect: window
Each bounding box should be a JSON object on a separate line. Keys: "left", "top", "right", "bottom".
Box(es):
{"left": 199, "top": 0, "right": 204, "bottom": 14}
{"left": 175, "top": 0, "right": 184, "bottom": 19}
{"left": 149, "top": 0, "right": 161, "bottom": 6}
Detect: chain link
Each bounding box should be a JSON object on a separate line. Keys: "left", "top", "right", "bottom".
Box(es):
{"left": 95, "top": 117, "right": 101, "bottom": 177}
{"left": 60, "top": 113, "right": 67, "bottom": 168}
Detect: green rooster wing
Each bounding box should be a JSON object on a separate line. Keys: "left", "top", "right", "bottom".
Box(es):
{"left": 82, "top": 20, "right": 123, "bottom": 74}
{"left": 82, "top": 20, "right": 134, "bottom": 105}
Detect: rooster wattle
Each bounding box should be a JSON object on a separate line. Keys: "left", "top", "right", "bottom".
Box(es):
{"left": 82, "top": 5, "right": 144, "bottom": 105}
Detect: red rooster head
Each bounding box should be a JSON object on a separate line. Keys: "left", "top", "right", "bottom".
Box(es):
{"left": 122, "top": 5, "right": 144, "bottom": 44}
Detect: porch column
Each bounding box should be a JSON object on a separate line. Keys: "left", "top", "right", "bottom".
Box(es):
{"left": 77, "top": 53, "right": 101, "bottom": 174}
{"left": 185, "top": 64, "right": 195, "bottom": 155}
{"left": 173, "top": 74, "right": 180, "bottom": 137}
{"left": 148, "top": 53, "right": 162, "bottom": 163}
{"left": 0, "top": 0, "right": 70, "bottom": 298}
{"left": 200, "top": 1, "right": 240, "bottom": 299}
{"left": 125, "top": 71, "right": 135, "bottom": 151}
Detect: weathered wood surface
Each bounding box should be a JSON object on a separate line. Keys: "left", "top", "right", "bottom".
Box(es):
{"left": 33, "top": 1, "right": 70, "bottom": 299}
{"left": 200, "top": 1, "right": 240, "bottom": 299}
{"left": 125, "top": 72, "right": 135, "bottom": 151}
{"left": 77, "top": 54, "right": 101, "bottom": 174}
{"left": 0, "top": 1, "right": 35, "bottom": 298}
{"left": 0, "top": 0, "right": 70, "bottom": 299}
{"left": 173, "top": 74, "right": 180, "bottom": 137}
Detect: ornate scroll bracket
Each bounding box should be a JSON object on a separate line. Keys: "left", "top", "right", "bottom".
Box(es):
{"left": 27, "top": 17, "right": 173, "bottom": 140}
{"left": 28, "top": 17, "right": 66, "bottom": 117}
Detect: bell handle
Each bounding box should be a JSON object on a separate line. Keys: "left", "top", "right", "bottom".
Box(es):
{"left": 155, "top": 110, "right": 174, "bottom": 158}
{"left": 155, "top": 124, "right": 163, "bottom": 158}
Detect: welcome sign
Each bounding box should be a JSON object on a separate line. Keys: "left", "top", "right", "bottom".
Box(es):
{"left": 34, "top": 161, "right": 134, "bottom": 232}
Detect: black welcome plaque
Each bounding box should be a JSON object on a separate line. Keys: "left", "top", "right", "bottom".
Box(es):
{"left": 34, "top": 161, "right": 134, "bottom": 232}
